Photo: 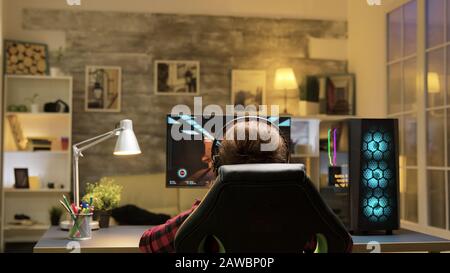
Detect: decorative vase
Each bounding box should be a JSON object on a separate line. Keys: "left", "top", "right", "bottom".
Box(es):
{"left": 97, "top": 210, "right": 111, "bottom": 228}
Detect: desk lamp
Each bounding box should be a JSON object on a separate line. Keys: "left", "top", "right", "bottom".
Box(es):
{"left": 72, "top": 119, "right": 141, "bottom": 206}
{"left": 274, "top": 68, "right": 298, "bottom": 114}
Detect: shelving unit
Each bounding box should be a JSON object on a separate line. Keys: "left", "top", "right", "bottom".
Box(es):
{"left": 5, "top": 151, "right": 69, "bottom": 155}
{"left": 1, "top": 75, "right": 72, "bottom": 246}
{"left": 4, "top": 224, "right": 49, "bottom": 231}
{"left": 294, "top": 114, "right": 357, "bottom": 122}
{"left": 3, "top": 188, "right": 70, "bottom": 193}
{"left": 5, "top": 112, "right": 70, "bottom": 117}
{"left": 289, "top": 115, "right": 358, "bottom": 189}
{"left": 289, "top": 117, "right": 320, "bottom": 188}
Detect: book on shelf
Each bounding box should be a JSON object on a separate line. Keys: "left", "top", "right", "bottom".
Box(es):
{"left": 28, "top": 137, "right": 52, "bottom": 151}
{"left": 7, "top": 115, "right": 28, "bottom": 150}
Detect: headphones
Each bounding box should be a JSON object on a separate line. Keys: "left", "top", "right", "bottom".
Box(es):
{"left": 211, "top": 116, "right": 290, "bottom": 174}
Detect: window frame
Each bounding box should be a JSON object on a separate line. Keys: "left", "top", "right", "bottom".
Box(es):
{"left": 386, "top": 0, "right": 450, "bottom": 239}
{"left": 386, "top": 0, "right": 419, "bottom": 224}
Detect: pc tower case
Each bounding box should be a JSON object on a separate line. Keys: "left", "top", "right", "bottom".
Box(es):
{"left": 318, "top": 119, "right": 399, "bottom": 234}
{"left": 348, "top": 119, "right": 399, "bottom": 234}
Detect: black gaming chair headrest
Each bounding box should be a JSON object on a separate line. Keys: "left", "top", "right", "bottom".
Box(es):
{"left": 217, "top": 163, "right": 305, "bottom": 184}
{"left": 175, "top": 164, "right": 352, "bottom": 253}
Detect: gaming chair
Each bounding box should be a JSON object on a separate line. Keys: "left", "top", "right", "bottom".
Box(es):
{"left": 174, "top": 164, "right": 353, "bottom": 253}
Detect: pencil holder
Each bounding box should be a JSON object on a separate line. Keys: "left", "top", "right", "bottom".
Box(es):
{"left": 68, "top": 213, "right": 92, "bottom": 240}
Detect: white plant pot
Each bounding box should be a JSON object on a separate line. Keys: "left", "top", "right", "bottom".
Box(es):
{"left": 30, "top": 104, "right": 39, "bottom": 113}
{"left": 50, "top": 67, "right": 64, "bottom": 77}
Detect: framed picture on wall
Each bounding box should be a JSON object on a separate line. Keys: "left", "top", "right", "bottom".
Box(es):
{"left": 154, "top": 60, "right": 200, "bottom": 95}
{"left": 85, "top": 66, "right": 122, "bottom": 112}
{"left": 324, "top": 74, "right": 355, "bottom": 115}
{"left": 4, "top": 40, "right": 50, "bottom": 76}
{"left": 231, "top": 70, "right": 266, "bottom": 111}
{"left": 315, "top": 74, "right": 355, "bottom": 116}
{"left": 14, "top": 168, "right": 29, "bottom": 189}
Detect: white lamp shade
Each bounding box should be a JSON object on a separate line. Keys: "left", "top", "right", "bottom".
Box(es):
{"left": 428, "top": 72, "right": 441, "bottom": 93}
{"left": 274, "top": 68, "right": 298, "bottom": 90}
{"left": 114, "top": 119, "right": 141, "bottom": 155}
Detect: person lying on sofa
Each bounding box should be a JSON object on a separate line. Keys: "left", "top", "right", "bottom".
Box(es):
{"left": 139, "top": 118, "right": 352, "bottom": 253}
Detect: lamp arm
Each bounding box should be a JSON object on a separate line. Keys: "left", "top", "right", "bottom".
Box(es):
{"left": 74, "top": 128, "right": 121, "bottom": 154}
{"left": 73, "top": 128, "right": 121, "bottom": 149}
{"left": 72, "top": 127, "right": 122, "bottom": 206}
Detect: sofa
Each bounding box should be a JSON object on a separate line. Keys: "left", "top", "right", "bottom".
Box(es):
{"left": 106, "top": 173, "right": 209, "bottom": 218}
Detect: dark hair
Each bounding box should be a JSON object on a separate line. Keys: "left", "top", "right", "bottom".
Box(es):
{"left": 217, "top": 120, "right": 288, "bottom": 167}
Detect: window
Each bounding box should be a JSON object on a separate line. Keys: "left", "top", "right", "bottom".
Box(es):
{"left": 387, "top": 0, "right": 418, "bottom": 223}
{"left": 425, "top": 0, "right": 450, "bottom": 229}
{"left": 387, "top": 0, "right": 450, "bottom": 231}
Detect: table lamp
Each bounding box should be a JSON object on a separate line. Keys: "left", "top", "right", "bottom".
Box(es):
{"left": 428, "top": 72, "right": 440, "bottom": 93}
{"left": 274, "top": 68, "right": 298, "bottom": 114}
{"left": 72, "top": 119, "right": 141, "bottom": 206}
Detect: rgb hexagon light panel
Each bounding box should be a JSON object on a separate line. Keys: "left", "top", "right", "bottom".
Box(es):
{"left": 361, "top": 127, "right": 394, "bottom": 223}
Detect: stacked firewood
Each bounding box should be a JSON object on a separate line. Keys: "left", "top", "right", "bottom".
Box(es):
{"left": 5, "top": 41, "right": 48, "bottom": 75}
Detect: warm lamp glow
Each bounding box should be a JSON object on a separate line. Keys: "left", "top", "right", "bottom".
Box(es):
{"left": 274, "top": 68, "right": 298, "bottom": 90}
{"left": 428, "top": 72, "right": 441, "bottom": 93}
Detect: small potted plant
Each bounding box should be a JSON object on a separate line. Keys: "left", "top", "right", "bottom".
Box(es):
{"left": 82, "top": 177, "right": 122, "bottom": 228}
{"left": 50, "top": 47, "right": 65, "bottom": 77}
{"left": 49, "top": 206, "right": 63, "bottom": 226}
{"left": 25, "top": 93, "right": 39, "bottom": 113}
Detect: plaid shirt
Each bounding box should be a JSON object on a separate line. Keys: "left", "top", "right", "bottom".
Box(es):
{"left": 139, "top": 200, "right": 201, "bottom": 253}
{"left": 139, "top": 200, "right": 329, "bottom": 253}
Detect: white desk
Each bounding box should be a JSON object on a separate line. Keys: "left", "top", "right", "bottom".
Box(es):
{"left": 34, "top": 226, "right": 450, "bottom": 253}
{"left": 33, "top": 225, "right": 152, "bottom": 253}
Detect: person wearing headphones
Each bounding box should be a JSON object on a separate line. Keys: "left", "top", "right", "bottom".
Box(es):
{"left": 139, "top": 117, "right": 311, "bottom": 253}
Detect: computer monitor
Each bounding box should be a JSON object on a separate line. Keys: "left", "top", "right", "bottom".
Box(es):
{"left": 166, "top": 115, "right": 291, "bottom": 187}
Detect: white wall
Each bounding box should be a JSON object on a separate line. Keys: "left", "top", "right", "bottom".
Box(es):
{"left": 347, "top": 0, "right": 386, "bottom": 117}
{"left": 5, "top": 0, "right": 347, "bottom": 19}
{"left": 4, "top": 0, "right": 348, "bottom": 50}
{"left": 347, "top": 0, "right": 406, "bottom": 117}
